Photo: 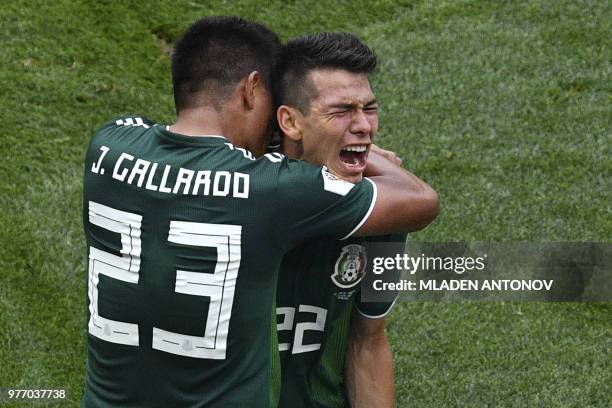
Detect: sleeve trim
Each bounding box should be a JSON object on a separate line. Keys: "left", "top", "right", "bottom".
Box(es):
{"left": 354, "top": 297, "right": 398, "bottom": 320}
{"left": 340, "top": 178, "right": 377, "bottom": 240}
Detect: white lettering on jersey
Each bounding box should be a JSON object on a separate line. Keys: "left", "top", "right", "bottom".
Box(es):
{"left": 115, "top": 117, "right": 150, "bottom": 128}
{"left": 158, "top": 165, "right": 173, "bottom": 193}
{"left": 224, "top": 142, "right": 255, "bottom": 161}
{"left": 127, "top": 159, "right": 151, "bottom": 187}
{"left": 145, "top": 163, "right": 159, "bottom": 191}
{"left": 192, "top": 170, "right": 211, "bottom": 195}
{"left": 173, "top": 168, "right": 195, "bottom": 194}
{"left": 264, "top": 152, "right": 284, "bottom": 163}
{"left": 213, "top": 171, "right": 231, "bottom": 196}
{"left": 91, "top": 146, "right": 110, "bottom": 175}
{"left": 88, "top": 201, "right": 242, "bottom": 359}
{"left": 113, "top": 153, "right": 134, "bottom": 182}
{"left": 100, "top": 150, "right": 250, "bottom": 198}
{"left": 276, "top": 305, "right": 327, "bottom": 354}
{"left": 233, "top": 173, "right": 249, "bottom": 198}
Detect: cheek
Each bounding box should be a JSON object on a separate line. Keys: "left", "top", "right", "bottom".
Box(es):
{"left": 305, "top": 133, "right": 331, "bottom": 160}
{"left": 369, "top": 115, "right": 379, "bottom": 133}
{"left": 326, "top": 118, "right": 350, "bottom": 139}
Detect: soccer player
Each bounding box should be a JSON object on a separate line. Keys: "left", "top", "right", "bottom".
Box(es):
{"left": 274, "top": 33, "right": 434, "bottom": 407}
{"left": 82, "top": 17, "right": 437, "bottom": 408}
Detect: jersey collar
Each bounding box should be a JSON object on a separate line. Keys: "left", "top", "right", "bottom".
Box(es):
{"left": 156, "top": 125, "right": 228, "bottom": 146}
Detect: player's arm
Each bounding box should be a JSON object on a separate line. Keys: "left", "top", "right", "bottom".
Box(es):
{"left": 271, "top": 148, "right": 434, "bottom": 249}
{"left": 345, "top": 311, "right": 395, "bottom": 408}
{"left": 356, "top": 144, "right": 439, "bottom": 236}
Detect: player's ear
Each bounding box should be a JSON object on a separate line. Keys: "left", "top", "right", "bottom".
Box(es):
{"left": 243, "top": 71, "right": 262, "bottom": 110}
{"left": 277, "top": 105, "right": 302, "bottom": 142}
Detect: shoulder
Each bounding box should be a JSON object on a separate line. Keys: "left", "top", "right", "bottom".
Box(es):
{"left": 268, "top": 157, "right": 364, "bottom": 199}
{"left": 242, "top": 153, "right": 322, "bottom": 188}
{"left": 94, "top": 115, "right": 157, "bottom": 137}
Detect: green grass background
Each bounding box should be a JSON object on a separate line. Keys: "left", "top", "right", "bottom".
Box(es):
{"left": 0, "top": 0, "right": 610, "bottom": 406}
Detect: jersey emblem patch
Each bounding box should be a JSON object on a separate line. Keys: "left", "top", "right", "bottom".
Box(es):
{"left": 321, "top": 166, "right": 354, "bottom": 196}
{"left": 331, "top": 244, "right": 367, "bottom": 289}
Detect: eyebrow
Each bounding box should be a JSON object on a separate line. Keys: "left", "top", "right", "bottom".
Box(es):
{"left": 327, "top": 99, "right": 378, "bottom": 110}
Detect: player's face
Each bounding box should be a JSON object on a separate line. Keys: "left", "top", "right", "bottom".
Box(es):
{"left": 299, "top": 69, "right": 378, "bottom": 183}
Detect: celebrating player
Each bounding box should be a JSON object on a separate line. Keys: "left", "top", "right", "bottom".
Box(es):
{"left": 82, "top": 17, "right": 437, "bottom": 407}
{"left": 274, "top": 32, "right": 436, "bottom": 407}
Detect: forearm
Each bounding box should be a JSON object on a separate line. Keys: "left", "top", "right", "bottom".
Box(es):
{"left": 345, "top": 325, "right": 395, "bottom": 407}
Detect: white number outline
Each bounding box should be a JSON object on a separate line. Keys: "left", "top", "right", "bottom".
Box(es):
{"left": 276, "top": 305, "right": 327, "bottom": 354}
{"left": 88, "top": 201, "right": 142, "bottom": 346}
{"left": 277, "top": 307, "right": 296, "bottom": 352}
{"left": 153, "top": 221, "right": 241, "bottom": 359}
{"left": 87, "top": 201, "right": 241, "bottom": 359}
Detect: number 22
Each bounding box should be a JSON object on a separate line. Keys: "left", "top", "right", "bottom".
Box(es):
{"left": 277, "top": 305, "right": 327, "bottom": 354}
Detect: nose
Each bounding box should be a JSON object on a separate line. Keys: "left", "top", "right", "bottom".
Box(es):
{"left": 349, "top": 109, "right": 373, "bottom": 136}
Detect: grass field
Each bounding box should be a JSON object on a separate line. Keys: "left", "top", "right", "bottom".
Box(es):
{"left": 1, "top": 0, "right": 610, "bottom": 406}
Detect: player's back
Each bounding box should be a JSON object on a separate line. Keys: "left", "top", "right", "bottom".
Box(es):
{"left": 82, "top": 116, "right": 286, "bottom": 407}
{"left": 82, "top": 116, "right": 376, "bottom": 408}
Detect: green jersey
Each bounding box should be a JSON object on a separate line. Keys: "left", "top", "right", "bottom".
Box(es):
{"left": 81, "top": 116, "right": 376, "bottom": 408}
{"left": 276, "top": 234, "right": 404, "bottom": 408}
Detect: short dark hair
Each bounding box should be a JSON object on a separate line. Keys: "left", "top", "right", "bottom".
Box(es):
{"left": 172, "top": 16, "right": 281, "bottom": 112}
{"left": 276, "top": 32, "right": 377, "bottom": 114}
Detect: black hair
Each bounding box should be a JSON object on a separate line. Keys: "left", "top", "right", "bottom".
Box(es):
{"left": 172, "top": 16, "right": 281, "bottom": 112}
{"left": 275, "top": 32, "right": 377, "bottom": 114}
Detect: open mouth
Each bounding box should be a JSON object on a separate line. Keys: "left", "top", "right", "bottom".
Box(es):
{"left": 338, "top": 144, "right": 369, "bottom": 169}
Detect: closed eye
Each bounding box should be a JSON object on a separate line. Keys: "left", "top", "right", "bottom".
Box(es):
{"left": 330, "top": 110, "right": 350, "bottom": 116}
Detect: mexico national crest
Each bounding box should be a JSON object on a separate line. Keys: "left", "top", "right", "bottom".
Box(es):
{"left": 331, "top": 244, "right": 367, "bottom": 289}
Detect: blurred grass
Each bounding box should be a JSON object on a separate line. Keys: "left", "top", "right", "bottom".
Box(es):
{"left": 0, "top": 0, "right": 610, "bottom": 406}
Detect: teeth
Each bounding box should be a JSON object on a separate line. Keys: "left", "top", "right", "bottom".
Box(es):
{"left": 342, "top": 145, "right": 367, "bottom": 152}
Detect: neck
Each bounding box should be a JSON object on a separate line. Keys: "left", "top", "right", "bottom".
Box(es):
{"left": 281, "top": 138, "right": 303, "bottom": 159}
{"left": 169, "top": 106, "right": 226, "bottom": 137}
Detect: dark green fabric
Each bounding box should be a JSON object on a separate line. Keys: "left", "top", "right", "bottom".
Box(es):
{"left": 82, "top": 116, "right": 375, "bottom": 408}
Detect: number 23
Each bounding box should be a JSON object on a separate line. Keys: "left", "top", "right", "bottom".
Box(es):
{"left": 87, "top": 201, "right": 241, "bottom": 360}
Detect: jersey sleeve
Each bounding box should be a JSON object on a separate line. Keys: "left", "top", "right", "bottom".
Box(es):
{"left": 354, "top": 295, "right": 397, "bottom": 319}
{"left": 271, "top": 158, "right": 377, "bottom": 252}
{"left": 98, "top": 115, "right": 157, "bottom": 132}
{"left": 354, "top": 233, "right": 407, "bottom": 318}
